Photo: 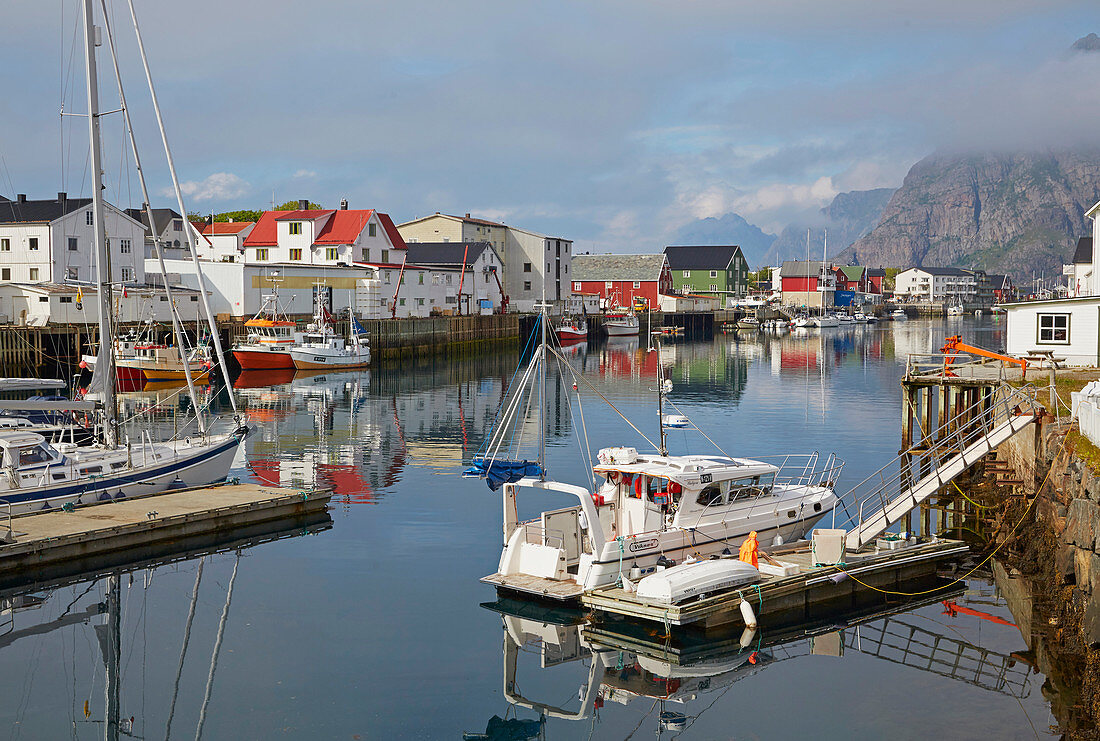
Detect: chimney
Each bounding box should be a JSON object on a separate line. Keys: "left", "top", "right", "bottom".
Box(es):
{"left": 298, "top": 199, "right": 309, "bottom": 210}
{"left": 340, "top": 198, "right": 348, "bottom": 210}
{"left": 465, "top": 213, "right": 471, "bottom": 218}
{"left": 57, "top": 192, "right": 67, "bottom": 208}
{"left": 228, "top": 217, "right": 234, "bottom": 223}
{"left": 16, "top": 194, "right": 26, "bottom": 204}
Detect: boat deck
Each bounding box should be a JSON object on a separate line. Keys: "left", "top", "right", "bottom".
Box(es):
{"left": 0, "top": 483, "right": 331, "bottom": 587}
{"left": 481, "top": 571, "right": 586, "bottom": 601}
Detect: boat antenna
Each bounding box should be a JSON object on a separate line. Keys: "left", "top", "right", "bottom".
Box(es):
{"left": 655, "top": 334, "right": 668, "bottom": 456}
{"left": 83, "top": 0, "right": 119, "bottom": 448}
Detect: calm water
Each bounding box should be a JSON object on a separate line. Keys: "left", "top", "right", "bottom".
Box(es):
{"left": 0, "top": 315, "right": 1059, "bottom": 739}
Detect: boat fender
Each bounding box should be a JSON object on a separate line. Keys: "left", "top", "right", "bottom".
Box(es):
{"left": 739, "top": 597, "right": 758, "bottom": 629}
{"left": 772, "top": 534, "right": 784, "bottom": 547}
{"left": 739, "top": 626, "right": 757, "bottom": 649}
{"left": 829, "top": 572, "right": 848, "bottom": 584}
{"left": 629, "top": 563, "right": 641, "bottom": 580}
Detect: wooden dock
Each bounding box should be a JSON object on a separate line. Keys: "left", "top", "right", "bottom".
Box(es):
{"left": 580, "top": 539, "right": 968, "bottom": 630}
{"left": 0, "top": 483, "right": 331, "bottom": 588}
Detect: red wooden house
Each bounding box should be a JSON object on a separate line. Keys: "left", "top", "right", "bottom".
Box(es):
{"left": 570, "top": 254, "right": 672, "bottom": 310}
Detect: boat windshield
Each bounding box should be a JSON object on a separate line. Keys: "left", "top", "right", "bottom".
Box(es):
{"left": 729, "top": 474, "right": 774, "bottom": 500}
{"left": 18, "top": 445, "right": 53, "bottom": 467}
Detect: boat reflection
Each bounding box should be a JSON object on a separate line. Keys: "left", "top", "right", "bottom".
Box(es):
{"left": 476, "top": 581, "right": 1033, "bottom": 737}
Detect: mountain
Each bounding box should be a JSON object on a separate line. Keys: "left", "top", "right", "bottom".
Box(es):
{"left": 1072, "top": 33, "right": 1100, "bottom": 54}
{"left": 672, "top": 212, "right": 775, "bottom": 268}
{"left": 761, "top": 188, "right": 895, "bottom": 266}
{"left": 837, "top": 151, "right": 1100, "bottom": 278}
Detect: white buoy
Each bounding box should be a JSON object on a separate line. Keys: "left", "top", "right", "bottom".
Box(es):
{"left": 739, "top": 597, "right": 758, "bottom": 629}
{"left": 739, "top": 626, "right": 757, "bottom": 648}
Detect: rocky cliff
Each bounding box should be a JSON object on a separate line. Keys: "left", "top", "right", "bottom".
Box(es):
{"left": 672, "top": 212, "right": 775, "bottom": 268}
{"left": 838, "top": 151, "right": 1100, "bottom": 278}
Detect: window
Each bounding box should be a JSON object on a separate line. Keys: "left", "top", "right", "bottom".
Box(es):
{"left": 382, "top": 250, "right": 389, "bottom": 264}
{"left": 37, "top": 296, "right": 47, "bottom": 303}
{"left": 68, "top": 237, "right": 78, "bottom": 251}
{"left": 574, "top": 281, "right": 581, "bottom": 291}
{"left": 290, "top": 248, "right": 302, "bottom": 260}
{"left": 633, "top": 281, "right": 641, "bottom": 289}
{"left": 417, "top": 272, "right": 424, "bottom": 285}
{"left": 1037, "top": 313, "right": 1069, "bottom": 344}
{"left": 120, "top": 267, "right": 134, "bottom": 281}
{"left": 417, "top": 298, "right": 424, "bottom": 306}
{"left": 709, "top": 270, "right": 718, "bottom": 278}
{"left": 172, "top": 219, "right": 182, "bottom": 231}
{"left": 523, "top": 262, "right": 532, "bottom": 273}
{"left": 190, "top": 295, "right": 199, "bottom": 302}
{"left": 605, "top": 281, "right": 613, "bottom": 290}
{"left": 120, "top": 239, "right": 131, "bottom": 254}
{"left": 399, "top": 298, "right": 406, "bottom": 306}
{"left": 0, "top": 239, "right": 8, "bottom": 251}
{"left": 86, "top": 211, "right": 93, "bottom": 226}
{"left": 28, "top": 238, "right": 37, "bottom": 251}
{"left": 255, "top": 248, "right": 269, "bottom": 261}
{"left": 384, "top": 271, "right": 391, "bottom": 284}
{"left": 66, "top": 267, "right": 78, "bottom": 280}
{"left": 29, "top": 268, "right": 38, "bottom": 281}
{"left": 683, "top": 270, "right": 690, "bottom": 278}
{"left": 564, "top": 265, "right": 567, "bottom": 274}
{"left": 60, "top": 296, "right": 73, "bottom": 304}
{"left": 710, "top": 284, "right": 718, "bottom": 291}
{"left": 326, "top": 248, "right": 339, "bottom": 261}
{"left": 696, "top": 484, "right": 724, "bottom": 507}
{"left": 1, "top": 268, "right": 9, "bottom": 281}
{"left": 289, "top": 222, "right": 302, "bottom": 235}
{"left": 524, "top": 281, "right": 532, "bottom": 291}
{"left": 368, "top": 223, "right": 377, "bottom": 237}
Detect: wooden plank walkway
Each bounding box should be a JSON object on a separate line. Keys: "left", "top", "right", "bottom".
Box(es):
{"left": 0, "top": 483, "right": 331, "bottom": 584}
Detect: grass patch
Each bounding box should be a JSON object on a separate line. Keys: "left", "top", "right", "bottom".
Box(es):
{"left": 1068, "top": 429, "right": 1100, "bottom": 477}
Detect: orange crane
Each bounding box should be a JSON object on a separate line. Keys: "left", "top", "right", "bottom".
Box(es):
{"left": 941, "top": 335, "right": 1027, "bottom": 379}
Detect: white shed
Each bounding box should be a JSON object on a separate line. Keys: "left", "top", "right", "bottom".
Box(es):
{"left": 1003, "top": 296, "right": 1100, "bottom": 366}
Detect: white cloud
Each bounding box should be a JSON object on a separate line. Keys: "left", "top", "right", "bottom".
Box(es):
{"left": 171, "top": 172, "right": 250, "bottom": 203}
{"left": 293, "top": 169, "right": 317, "bottom": 179}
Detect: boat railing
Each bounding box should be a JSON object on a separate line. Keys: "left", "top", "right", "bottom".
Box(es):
{"left": 759, "top": 453, "right": 845, "bottom": 490}
{"left": 0, "top": 497, "right": 13, "bottom": 542}
{"left": 518, "top": 518, "right": 565, "bottom": 551}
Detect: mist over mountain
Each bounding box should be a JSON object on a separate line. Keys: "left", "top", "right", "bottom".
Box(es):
{"left": 671, "top": 212, "right": 775, "bottom": 267}
{"left": 836, "top": 150, "right": 1100, "bottom": 279}
{"left": 762, "top": 188, "right": 895, "bottom": 267}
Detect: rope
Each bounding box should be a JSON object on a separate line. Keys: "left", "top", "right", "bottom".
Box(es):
{"left": 834, "top": 425, "right": 1067, "bottom": 597}
{"left": 951, "top": 479, "right": 997, "bottom": 510}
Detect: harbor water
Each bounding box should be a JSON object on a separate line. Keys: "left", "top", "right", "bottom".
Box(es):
{"left": 0, "top": 316, "right": 1064, "bottom": 739}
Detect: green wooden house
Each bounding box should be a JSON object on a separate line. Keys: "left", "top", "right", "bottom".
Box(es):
{"left": 663, "top": 245, "right": 749, "bottom": 301}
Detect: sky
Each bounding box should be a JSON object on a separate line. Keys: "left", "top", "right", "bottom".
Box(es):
{"left": 2, "top": 1, "right": 1100, "bottom": 253}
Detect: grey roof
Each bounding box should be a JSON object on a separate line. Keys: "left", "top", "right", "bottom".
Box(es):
{"left": 571, "top": 254, "right": 667, "bottom": 282}
{"left": 664, "top": 245, "right": 742, "bottom": 271}
{"left": 124, "top": 207, "right": 182, "bottom": 235}
{"left": 907, "top": 266, "right": 972, "bottom": 276}
{"left": 404, "top": 241, "right": 496, "bottom": 267}
{"left": 985, "top": 274, "right": 1012, "bottom": 289}
{"left": 781, "top": 260, "right": 829, "bottom": 278}
{"left": 0, "top": 194, "right": 92, "bottom": 224}
{"left": 1074, "top": 236, "right": 1093, "bottom": 264}
{"left": 866, "top": 268, "right": 886, "bottom": 277}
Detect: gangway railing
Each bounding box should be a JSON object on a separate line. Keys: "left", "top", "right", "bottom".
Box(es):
{"left": 836, "top": 383, "right": 1039, "bottom": 548}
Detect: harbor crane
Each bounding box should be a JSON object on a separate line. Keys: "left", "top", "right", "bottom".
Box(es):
{"left": 941, "top": 335, "right": 1028, "bottom": 379}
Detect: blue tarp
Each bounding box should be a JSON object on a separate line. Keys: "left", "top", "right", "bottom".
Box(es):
{"left": 463, "top": 458, "right": 544, "bottom": 491}
{"left": 834, "top": 289, "right": 855, "bottom": 307}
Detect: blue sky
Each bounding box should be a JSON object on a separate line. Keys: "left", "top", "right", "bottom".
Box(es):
{"left": 2, "top": 1, "right": 1100, "bottom": 252}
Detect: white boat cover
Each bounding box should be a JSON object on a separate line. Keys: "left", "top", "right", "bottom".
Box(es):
{"left": 635, "top": 558, "right": 761, "bottom": 604}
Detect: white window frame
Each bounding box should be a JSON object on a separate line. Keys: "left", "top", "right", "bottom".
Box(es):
{"left": 683, "top": 270, "right": 690, "bottom": 278}
{"left": 1037, "top": 313, "right": 1069, "bottom": 344}
{"left": 633, "top": 281, "right": 641, "bottom": 289}
{"left": 709, "top": 270, "right": 718, "bottom": 278}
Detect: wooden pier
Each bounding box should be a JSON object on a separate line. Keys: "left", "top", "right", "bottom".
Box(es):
{"left": 580, "top": 539, "right": 968, "bottom": 630}
{"left": 0, "top": 483, "right": 331, "bottom": 588}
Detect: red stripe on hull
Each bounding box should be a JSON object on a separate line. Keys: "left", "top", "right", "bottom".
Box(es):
{"left": 232, "top": 349, "right": 295, "bottom": 370}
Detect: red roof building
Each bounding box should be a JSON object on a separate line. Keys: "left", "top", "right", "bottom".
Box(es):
{"left": 241, "top": 201, "right": 405, "bottom": 266}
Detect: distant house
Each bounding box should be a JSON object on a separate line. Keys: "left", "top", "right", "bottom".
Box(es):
{"left": 834, "top": 266, "right": 867, "bottom": 292}
{"left": 1004, "top": 295, "right": 1100, "bottom": 366}
{"left": 894, "top": 267, "right": 980, "bottom": 302}
{"left": 663, "top": 245, "right": 749, "bottom": 300}
{"left": 193, "top": 220, "right": 255, "bottom": 262}
{"left": 1065, "top": 236, "right": 1093, "bottom": 297}
{"left": 570, "top": 254, "right": 672, "bottom": 311}
{"left": 402, "top": 241, "right": 505, "bottom": 312}
{"left": 125, "top": 207, "right": 208, "bottom": 261}
{"left": 779, "top": 260, "right": 835, "bottom": 308}
{"left": 866, "top": 268, "right": 886, "bottom": 294}
{"left": 985, "top": 274, "right": 1015, "bottom": 303}
{"left": 242, "top": 200, "right": 405, "bottom": 267}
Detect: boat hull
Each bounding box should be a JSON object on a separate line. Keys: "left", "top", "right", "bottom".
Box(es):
{"left": 141, "top": 367, "right": 211, "bottom": 382}
{"left": 233, "top": 348, "right": 295, "bottom": 370}
{"left": 557, "top": 329, "right": 587, "bottom": 340}
{"left": 605, "top": 323, "right": 639, "bottom": 337}
{"left": 290, "top": 354, "right": 371, "bottom": 370}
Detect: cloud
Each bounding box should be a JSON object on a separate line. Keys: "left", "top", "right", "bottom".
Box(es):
{"left": 171, "top": 173, "right": 250, "bottom": 203}
{"left": 293, "top": 169, "right": 318, "bottom": 179}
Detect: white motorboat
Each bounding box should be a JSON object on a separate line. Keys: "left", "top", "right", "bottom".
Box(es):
{"left": 891, "top": 309, "right": 908, "bottom": 320}
{"left": 289, "top": 307, "right": 371, "bottom": 370}
{"left": 662, "top": 414, "right": 691, "bottom": 428}
{"left": 947, "top": 303, "right": 965, "bottom": 316}
{"left": 836, "top": 313, "right": 854, "bottom": 324}
{"left": 634, "top": 558, "right": 761, "bottom": 605}
{"left": 468, "top": 313, "right": 843, "bottom": 598}
{"left": 792, "top": 315, "right": 814, "bottom": 329}
{"left": 852, "top": 312, "right": 871, "bottom": 323}
{"left": 811, "top": 314, "right": 839, "bottom": 328}
{"left": 604, "top": 311, "right": 640, "bottom": 336}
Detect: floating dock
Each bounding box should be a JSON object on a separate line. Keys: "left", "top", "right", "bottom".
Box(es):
{"left": 0, "top": 483, "right": 331, "bottom": 588}
{"left": 579, "top": 538, "right": 968, "bottom": 630}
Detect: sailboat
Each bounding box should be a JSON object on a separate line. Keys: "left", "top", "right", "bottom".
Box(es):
{"left": 811, "top": 230, "right": 839, "bottom": 327}
{"left": 0, "top": 0, "right": 247, "bottom": 515}
{"left": 465, "top": 303, "right": 843, "bottom": 599}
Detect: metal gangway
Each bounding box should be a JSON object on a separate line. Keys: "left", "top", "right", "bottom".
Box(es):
{"left": 838, "top": 383, "right": 1039, "bottom": 548}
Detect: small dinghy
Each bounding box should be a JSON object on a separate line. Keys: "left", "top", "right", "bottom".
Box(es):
{"left": 662, "top": 414, "right": 691, "bottom": 429}
{"left": 635, "top": 558, "right": 761, "bottom": 605}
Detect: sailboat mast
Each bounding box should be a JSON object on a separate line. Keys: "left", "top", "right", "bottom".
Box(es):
{"left": 821, "top": 228, "right": 828, "bottom": 315}
{"left": 656, "top": 337, "right": 667, "bottom": 455}
{"left": 83, "top": 0, "right": 118, "bottom": 448}
{"left": 539, "top": 264, "right": 547, "bottom": 480}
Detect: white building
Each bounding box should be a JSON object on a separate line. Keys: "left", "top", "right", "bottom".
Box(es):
{"left": 894, "top": 267, "right": 979, "bottom": 301}
{"left": 402, "top": 242, "right": 505, "bottom": 313}
{"left": 0, "top": 192, "right": 146, "bottom": 285}
{"left": 396, "top": 212, "right": 572, "bottom": 312}
{"left": 193, "top": 220, "right": 255, "bottom": 262}
{"left": 242, "top": 200, "right": 405, "bottom": 267}
{"left": 1003, "top": 295, "right": 1100, "bottom": 366}
{"left": 125, "top": 207, "right": 210, "bottom": 262}
{"left": 0, "top": 282, "right": 205, "bottom": 326}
